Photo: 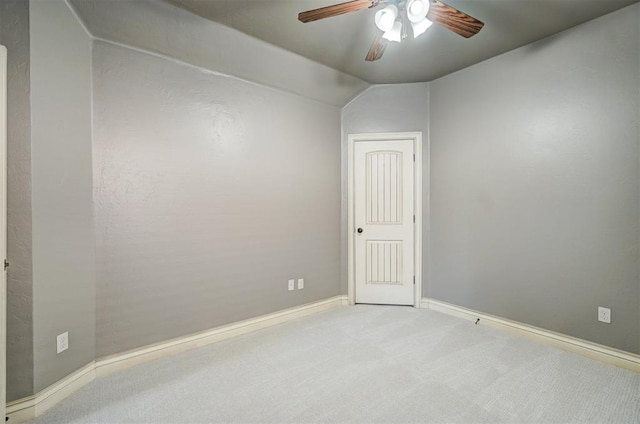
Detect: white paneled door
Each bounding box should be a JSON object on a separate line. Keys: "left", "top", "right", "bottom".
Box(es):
{"left": 354, "top": 139, "right": 415, "bottom": 305}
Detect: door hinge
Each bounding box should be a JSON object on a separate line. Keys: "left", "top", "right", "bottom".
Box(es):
{"left": 413, "top": 214, "right": 415, "bottom": 223}
{"left": 4, "top": 259, "right": 9, "bottom": 271}
{"left": 413, "top": 153, "right": 415, "bottom": 162}
{"left": 413, "top": 276, "right": 415, "bottom": 285}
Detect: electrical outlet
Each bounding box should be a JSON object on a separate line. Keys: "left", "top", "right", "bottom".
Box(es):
{"left": 288, "top": 279, "right": 295, "bottom": 291}
{"left": 57, "top": 332, "right": 69, "bottom": 354}
{"left": 598, "top": 307, "right": 611, "bottom": 324}
{"left": 297, "top": 278, "right": 304, "bottom": 290}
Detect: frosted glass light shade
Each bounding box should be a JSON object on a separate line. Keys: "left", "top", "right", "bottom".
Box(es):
{"left": 412, "top": 18, "right": 433, "bottom": 38}
{"left": 375, "top": 5, "right": 398, "bottom": 32}
{"left": 406, "top": 0, "right": 429, "bottom": 23}
{"left": 382, "top": 20, "right": 403, "bottom": 42}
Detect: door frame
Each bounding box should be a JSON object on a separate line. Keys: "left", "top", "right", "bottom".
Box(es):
{"left": 347, "top": 132, "right": 424, "bottom": 308}
{"left": 0, "top": 44, "right": 7, "bottom": 420}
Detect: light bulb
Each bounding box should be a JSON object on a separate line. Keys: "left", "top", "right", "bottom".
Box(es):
{"left": 375, "top": 5, "right": 398, "bottom": 32}
{"left": 410, "top": 1, "right": 424, "bottom": 15}
{"left": 406, "top": 0, "right": 430, "bottom": 23}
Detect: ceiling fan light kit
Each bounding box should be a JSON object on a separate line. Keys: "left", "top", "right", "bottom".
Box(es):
{"left": 298, "top": 0, "right": 484, "bottom": 61}
{"left": 376, "top": 2, "right": 431, "bottom": 42}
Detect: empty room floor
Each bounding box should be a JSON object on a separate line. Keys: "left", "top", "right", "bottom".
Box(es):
{"left": 28, "top": 305, "right": 640, "bottom": 423}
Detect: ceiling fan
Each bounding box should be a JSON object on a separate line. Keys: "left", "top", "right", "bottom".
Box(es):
{"left": 298, "top": 0, "right": 484, "bottom": 62}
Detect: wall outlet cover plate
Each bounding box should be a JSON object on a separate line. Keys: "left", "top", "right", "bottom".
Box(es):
{"left": 57, "top": 331, "right": 69, "bottom": 353}
{"left": 598, "top": 307, "right": 611, "bottom": 324}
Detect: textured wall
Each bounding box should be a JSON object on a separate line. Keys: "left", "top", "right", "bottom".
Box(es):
{"left": 93, "top": 41, "right": 342, "bottom": 357}
{"left": 68, "top": 0, "right": 368, "bottom": 107}
{"left": 30, "top": 0, "right": 96, "bottom": 391}
{"left": 0, "top": 0, "right": 34, "bottom": 401}
{"left": 429, "top": 4, "right": 640, "bottom": 353}
{"left": 341, "top": 83, "right": 430, "bottom": 294}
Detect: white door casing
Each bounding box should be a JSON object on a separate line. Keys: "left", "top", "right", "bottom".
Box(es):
{"left": 0, "top": 44, "right": 7, "bottom": 420}
{"left": 348, "top": 132, "right": 422, "bottom": 307}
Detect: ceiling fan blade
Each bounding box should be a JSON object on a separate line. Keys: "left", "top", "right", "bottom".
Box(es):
{"left": 298, "top": 0, "right": 380, "bottom": 23}
{"left": 365, "top": 33, "right": 387, "bottom": 62}
{"left": 427, "top": 0, "right": 484, "bottom": 38}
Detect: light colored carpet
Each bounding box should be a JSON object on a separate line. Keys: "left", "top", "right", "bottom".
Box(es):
{"left": 28, "top": 305, "right": 640, "bottom": 423}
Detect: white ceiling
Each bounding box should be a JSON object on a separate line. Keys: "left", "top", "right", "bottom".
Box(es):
{"left": 166, "top": 0, "right": 639, "bottom": 84}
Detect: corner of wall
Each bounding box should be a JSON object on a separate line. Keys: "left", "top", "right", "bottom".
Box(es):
{"left": 62, "top": 0, "right": 93, "bottom": 38}
{"left": 339, "top": 82, "right": 430, "bottom": 298}
{"left": 29, "top": 0, "right": 96, "bottom": 393}
{"left": 0, "top": 0, "right": 35, "bottom": 402}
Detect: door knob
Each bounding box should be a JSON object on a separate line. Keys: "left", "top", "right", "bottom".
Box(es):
{"left": 357, "top": 228, "right": 363, "bottom": 234}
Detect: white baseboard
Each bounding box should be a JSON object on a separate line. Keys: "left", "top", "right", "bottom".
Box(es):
{"left": 6, "top": 295, "right": 347, "bottom": 423}
{"left": 6, "top": 361, "right": 96, "bottom": 423}
{"left": 7, "top": 296, "right": 636, "bottom": 423}
{"left": 422, "top": 297, "right": 640, "bottom": 373}
{"left": 96, "top": 295, "right": 346, "bottom": 377}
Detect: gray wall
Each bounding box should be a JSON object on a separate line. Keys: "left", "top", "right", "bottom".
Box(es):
{"left": 341, "top": 83, "right": 430, "bottom": 294}
{"left": 30, "top": 0, "right": 96, "bottom": 391}
{"left": 5, "top": 0, "right": 639, "bottom": 405}
{"left": 429, "top": 4, "right": 640, "bottom": 354}
{"left": 342, "top": 5, "right": 640, "bottom": 354}
{"left": 93, "top": 41, "right": 342, "bottom": 357}
{"left": 0, "top": 0, "right": 34, "bottom": 401}
{"left": 4, "top": 0, "right": 347, "bottom": 399}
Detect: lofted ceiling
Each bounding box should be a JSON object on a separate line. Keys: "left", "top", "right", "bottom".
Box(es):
{"left": 166, "top": 0, "right": 639, "bottom": 84}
